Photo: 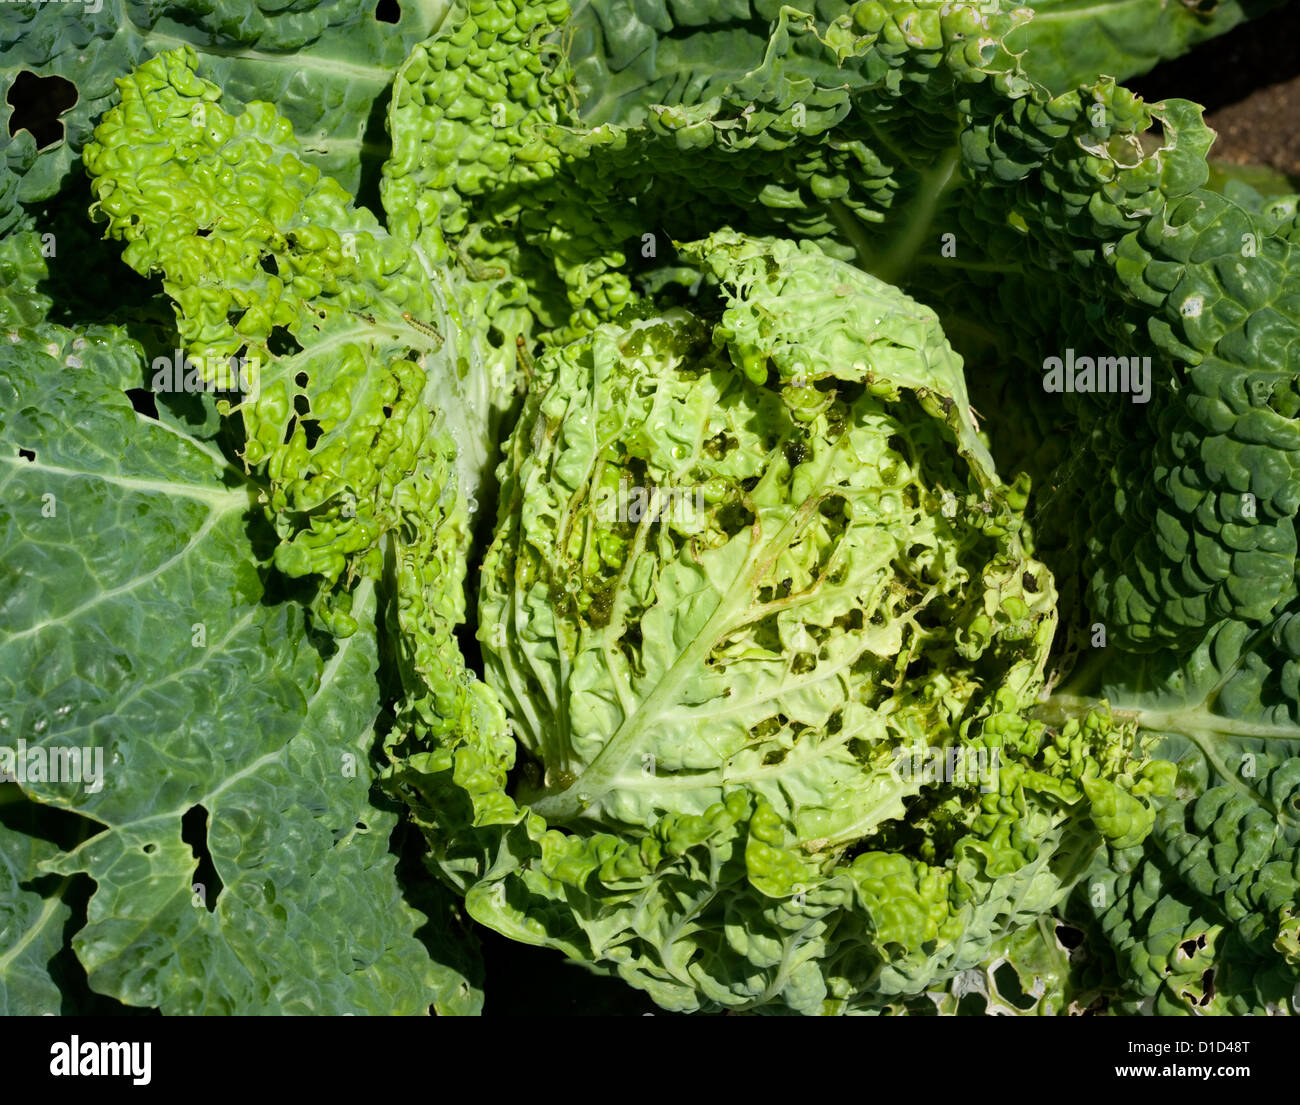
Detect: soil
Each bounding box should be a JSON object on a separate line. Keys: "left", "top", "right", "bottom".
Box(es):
{"left": 1128, "top": 1, "right": 1300, "bottom": 179}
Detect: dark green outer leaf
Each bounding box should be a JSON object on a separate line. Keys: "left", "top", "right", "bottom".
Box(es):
{"left": 0, "top": 321, "right": 480, "bottom": 1014}
{"left": 1, "top": 0, "right": 451, "bottom": 201}
{"left": 1007, "top": 0, "right": 1282, "bottom": 93}
{"left": 1045, "top": 614, "right": 1300, "bottom": 1014}
{"left": 0, "top": 786, "right": 77, "bottom": 1014}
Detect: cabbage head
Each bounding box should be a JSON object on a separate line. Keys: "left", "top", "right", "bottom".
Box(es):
{"left": 389, "top": 231, "right": 1170, "bottom": 1014}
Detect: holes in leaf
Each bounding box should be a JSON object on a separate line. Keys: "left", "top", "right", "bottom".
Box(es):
{"left": 125, "top": 388, "right": 158, "bottom": 419}
{"left": 196, "top": 227, "right": 212, "bottom": 238}
{"left": 267, "top": 326, "right": 302, "bottom": 357}
{"left": 141, "top": 843, "right": 157, "bottom": 855}
{"left": 180, "top": 804, "right": 222, "bottom": 913}
{"left": 1022, "top": 572, "right": 1039, "bottom": 593}
{"left": 293, "top": 393, "right": 311, "bottom": 417}
{"left": 818, "top": 494, "right": 848, "bottom": 520}
{"left": 791, "top": 652, "right": 816, "bottom": 675}
{"left": 587, "top": 584, "right": 614, "bottom": 629}
{"left": 618, "top": 621, "right": 646, "bottom": 675}
{"left": 375, "top": 0, "right": 401, "bottom": 22}
{"left": 715, "top": 500, "right": 754, "bottom": 537}
{"left": 1055, "top": 924, "right": 1084, "bottom": 950}
{"left": 762, "top": 748, "right": 787, "bottom": 766}
{"left": 848, "top": 738, "right": 872, "bottom": 762}
{"left": 704, "top": 432, "right": 735, "bottom": 459}
{"left": 829, "top": 378, "right": 863, "bottom": 405}
{"left": 17, "top": 448, "right": 35, "bottom": 462}
{"left": 752, "top": 613, "right": 782, "bottom": 653}
{"left": 294, "top": 371, "right": 309, "bottom": 388}
{"left": 1199, "top": 967, "right": 1215, "bottom": 1006}
{"left": 260, "top": 254, "right": 279, "bottom": 276}
{"left": 487, "top": 326, "right": 505, "bottom": 348}
{"left": 620, "top": 620, "right": 643, "bottom": 652}
{"left": 300, "top": 418, "right": 322, "bottom": 449}
{"left": 992, "top": 962, "right": 1038, "bottom": 1011}
{"left": 784, "top": 440, "right": 809, "bottom": 467}
{"left": 6, "top": 72, "right": 77, "bottom": 149}
{"left": 227, "top": 308, "right": 246, "bottom": 329}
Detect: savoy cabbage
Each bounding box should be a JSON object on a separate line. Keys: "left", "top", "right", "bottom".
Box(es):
{"left": 2, "top": 0, "right": 1299, "bottom": 1016}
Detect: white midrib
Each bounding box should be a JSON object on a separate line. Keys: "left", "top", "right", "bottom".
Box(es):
{"left": 526, "top": 555, "right": 760, "bottom": 822}
{"left": 1027, "top": 0, "right": 1146, "bottom": 22}
{"left": 3, "top": 498, "right": 241, "bottom": 645}
{"left": 1043, "top": 693, "right": 1300, "bottom": 742}
{"left": 0, "top": 453, "right": 247, "bottom": 509}
{"left": 530, "top": 456, "right": 848, "bottom": 821}
{"left": 1042, "top": 691, "right": 1300, "bottom": 828}
{"left": 871, "top": 145, "right": 962, "bottom": 285}
{"left": 0, "top": 874, "right": 73, "bottom": 980}
{"left": 0, "top": 814, "right": 94, "bottom": 982}
{"left": 142, "top": 32, "right": 397, "bottom": 84}
{"left": 51, "top": 579, "right": 376, "bottom": 842}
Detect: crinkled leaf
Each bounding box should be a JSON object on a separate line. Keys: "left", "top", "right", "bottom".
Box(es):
{"left": 1051, "top": 615, "right": 1300, "bottom": 1014}
{"left": 389, "top": 230, "right": 1166, "bottom": 1014}
{"left": 1008, "top": 0, "right": 1281, "bottom": 93}
{"left": 0, "top": 321, "right": 480, "bottom": 1014}
{"left": 1, "top": 0, "right": 452, "bottom": 202}
{"left": 84, "top": 46, "right": 503, "bottom": 602}
{"left": 0, "top": 788, "right": 78, "bottom": 1015}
